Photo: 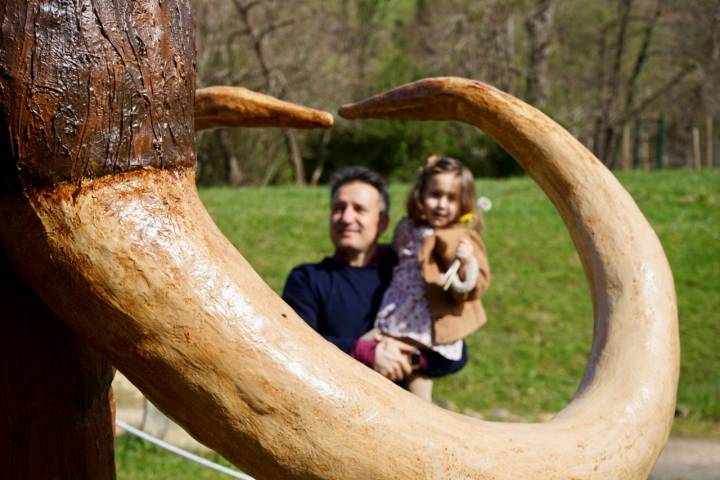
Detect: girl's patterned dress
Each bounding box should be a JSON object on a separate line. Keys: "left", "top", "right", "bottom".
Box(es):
{"left": 375, "top": 224, "right": 464, "bottom": 361}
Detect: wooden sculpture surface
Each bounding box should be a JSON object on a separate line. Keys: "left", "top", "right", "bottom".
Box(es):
{"left": 0, "top": 1, "right": 678, "bottom": 479}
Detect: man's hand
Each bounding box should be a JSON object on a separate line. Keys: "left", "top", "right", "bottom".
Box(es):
{"left": 372, "top": 334, "right": 415, "bottom": 382}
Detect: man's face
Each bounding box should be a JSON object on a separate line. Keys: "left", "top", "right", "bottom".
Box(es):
{"left": 330, "top": 181, "right": 388, "bottom": 256}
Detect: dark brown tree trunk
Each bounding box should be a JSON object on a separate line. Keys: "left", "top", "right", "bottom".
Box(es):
{"left": 594, "top": 0, "right": 633, "bottom": 164}
{"left": 232, "top": 0, "right": 306, "bottom": 185}
{"left": 0, "top": 0, "right": 195, "bottom": 191}
{"left": 284, "top": 128, "right": 305, "bottom": 185}
{"left": 0, "top": 0, "right": 195, "bottom": 475}
{"left": 500, "top": 13, "right": 518, "bottom": 96}
{"left": 310, "top": 129, "right": 332, "bottom": 187}
{"left": 216, "top": 129, "right": 244, "bottom": 185}
{"left": 0, "top": 253, "right": 116, "bottom": 479}
{"left": 525, "top": 0, "right": 557, "bottom": 108}
{"left": 607, "top": 0, "right": 663, "bottom": 168}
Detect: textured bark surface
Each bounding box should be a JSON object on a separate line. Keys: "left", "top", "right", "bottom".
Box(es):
{"left": 0, "top": 0, "right": 195, "bottom": 193}
{"left": 0, "top": 253, "right": 115, "bottom": 480}
{"left": 0, "top": 1, "right": 191, "bottom": 477}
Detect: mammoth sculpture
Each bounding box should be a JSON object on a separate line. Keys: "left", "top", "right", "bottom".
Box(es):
{"left": 0, "top": 1, "right": 678, "bottom": 479}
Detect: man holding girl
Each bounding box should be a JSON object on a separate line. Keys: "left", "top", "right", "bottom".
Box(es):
{"left": 282, "top": 159, "right": 489, "bottom": 400}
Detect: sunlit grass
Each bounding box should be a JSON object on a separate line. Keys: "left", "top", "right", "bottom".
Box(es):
{"left": 199, "top": 169, "right": 719, "bottom": 434}
{"left": 115, "top": 434, "right": 238, "bottom": 480}
{"left": 117, "top": 169, "right": 718, "bottom": 477}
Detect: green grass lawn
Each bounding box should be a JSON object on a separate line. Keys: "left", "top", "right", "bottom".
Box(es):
{"left": 115, "top": 435, "right": 238, "bottom": 479}
{"left": 117, "top": 168, "right": 718, "bottom": 478}
{"left": 199, "top": 168, "right": 719, "bottom": 436}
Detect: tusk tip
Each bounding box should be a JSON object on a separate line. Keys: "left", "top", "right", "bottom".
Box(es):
{"left": 338, "top": 77, "right": 479, "bottom": 121}
{"left": 336, "top": 103, "right": 363, "bottom": 119}
{"left": 314, "top": 111, "right": 335, "bottom": 128}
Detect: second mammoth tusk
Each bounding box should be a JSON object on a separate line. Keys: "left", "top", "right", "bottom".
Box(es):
{"left": 195, "top": 86, "right": 334, "bottom": 131}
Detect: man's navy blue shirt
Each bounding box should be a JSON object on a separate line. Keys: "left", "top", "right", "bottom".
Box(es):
{"left": 282, "top": 247, "right": 468, "bottom": 377}
{"left": 281, "top": 248, "right": 396, "bottom": 354}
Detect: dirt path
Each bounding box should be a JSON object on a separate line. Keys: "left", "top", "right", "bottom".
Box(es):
{"left": 650, "top": 438, "right": 720, "bottom": 480}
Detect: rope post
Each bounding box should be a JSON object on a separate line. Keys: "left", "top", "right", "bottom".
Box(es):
{"left": 692, "top": 127, "right": 702, "bottom": 170}
{"left": 640, "top": 131, "right": 651, "bottom": 171}
{"left": 633, "top": 118, "right": 642, "bottom": 169}
{"left": 706, "top": 116, "right": 714, "bottom": 168}
{"left": 655, "top": 113, "right": 665, "bottom": 170}
{"left": 621, "top": 125, "right": 631, "bottom": 171}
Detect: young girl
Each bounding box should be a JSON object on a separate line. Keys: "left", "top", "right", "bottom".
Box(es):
{"left": 374, "top": 155, "right": 490, "bottom": 401}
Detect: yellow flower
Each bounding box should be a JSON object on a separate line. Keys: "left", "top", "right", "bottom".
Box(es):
{"left": 459, "top": 213, "right": 474, "bottom": 224}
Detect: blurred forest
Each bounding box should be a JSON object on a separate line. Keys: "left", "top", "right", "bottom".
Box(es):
{"left": 192, "top": 0, "right": 720, "bottom": 185}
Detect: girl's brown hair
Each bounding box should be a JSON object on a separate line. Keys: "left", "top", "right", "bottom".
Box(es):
{"left": 406, "top": 155, "right": 484, "bottom": 232}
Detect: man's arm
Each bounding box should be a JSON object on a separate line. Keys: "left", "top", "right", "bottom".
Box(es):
{"left": 282, "top": 266, "right": 321, "bottom": 329}
{"left": 282, "top": 266, "right": 361, "bottom": 354}
{"left": 283, "top": 266, "right": 413, "bottom": 380}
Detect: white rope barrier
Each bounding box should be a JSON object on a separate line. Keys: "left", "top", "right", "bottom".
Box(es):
{"left": 116, "top": 419, "right": 254, "bottom": 480}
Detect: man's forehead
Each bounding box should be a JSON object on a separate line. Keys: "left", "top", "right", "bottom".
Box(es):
{"left": 332, "top": 181, "right": 382, "bottom": 206}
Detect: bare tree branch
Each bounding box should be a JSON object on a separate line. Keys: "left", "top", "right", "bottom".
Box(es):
{"left": 615, "top": 63, "right": 697, "bottom": 127}
{"left": 258, "top": 18, "right": 299, "bottom": 41}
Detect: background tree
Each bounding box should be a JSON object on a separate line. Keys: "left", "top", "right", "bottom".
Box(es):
{"left": 191, "top": 0, "right": 719, "bottom": 184}
{"left": 525, "top": 0, "right": 557, "bottom": 108}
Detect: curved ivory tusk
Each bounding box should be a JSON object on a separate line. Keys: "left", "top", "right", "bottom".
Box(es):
{"left": 195, "top": 86, "right": 334, "bottom": 131}
{"left": 340, "top": 77, "right": 680, "bottom": 472}
{"left": 1, "top": 78, "right": 677, "bottom": 479}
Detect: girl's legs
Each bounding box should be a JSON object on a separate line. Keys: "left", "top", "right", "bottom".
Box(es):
{"left": 405, "top": 374, "right": 433, "bottom": 402}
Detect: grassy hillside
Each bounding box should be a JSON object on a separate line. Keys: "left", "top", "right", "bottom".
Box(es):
{"left": 199, "top": 169, "right": 719, "bottom": 436}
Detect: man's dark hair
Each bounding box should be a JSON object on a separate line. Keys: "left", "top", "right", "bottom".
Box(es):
{"left": 329, "top": 166, "right": 390, "bottom": 212}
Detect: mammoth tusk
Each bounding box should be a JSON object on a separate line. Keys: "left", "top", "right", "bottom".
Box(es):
{"left": 2, "top": 77, "right": 678, "bottom": 479}
{"left": 195, "top": 86, "right": 334, "bottom": 131}
{"left": 339, "top": 77, "right": 680, "bottom": 475}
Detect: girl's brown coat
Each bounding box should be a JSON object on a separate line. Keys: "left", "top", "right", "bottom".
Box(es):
{"left": 419, "top": 223, "right": 491, "bottom": 344}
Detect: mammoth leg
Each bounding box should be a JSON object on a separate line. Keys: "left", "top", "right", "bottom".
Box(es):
{"left": 0, "top": 253, "right": 115, "bottom": 479}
